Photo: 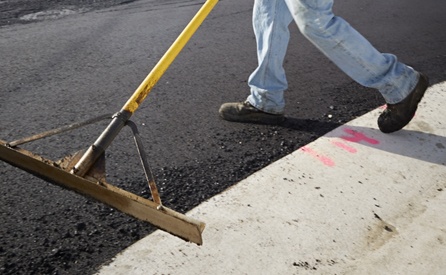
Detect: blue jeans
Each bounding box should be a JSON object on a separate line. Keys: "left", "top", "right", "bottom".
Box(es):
{"left": 247, "top": 0, "right": 419, "bottom": 114}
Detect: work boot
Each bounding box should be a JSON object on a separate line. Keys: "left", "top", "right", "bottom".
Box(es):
{"left": 378, "top": 73, "right": 429, "bottom": 133}
{"left": 219, "top": 101, "right": 285, "bottom": 125}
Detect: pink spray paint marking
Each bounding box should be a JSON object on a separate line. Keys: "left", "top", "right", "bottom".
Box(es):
{"left": 331, "top": 141, "right": 358, "bottom": 153}
{"left": 300, "top": 146, "right": 335, "bottom": 167}
{"left": 340, "top": 128, "right": 380, "bottom": 145}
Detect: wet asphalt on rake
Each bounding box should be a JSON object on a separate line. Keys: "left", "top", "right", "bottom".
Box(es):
{"left": 0, "top": 0, "right": 219, "bottom": 245}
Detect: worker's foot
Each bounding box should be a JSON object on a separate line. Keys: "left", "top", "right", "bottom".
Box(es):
{"left": 378, "top": 73, "right": 429, "bottom": 133}
{"left": 219, "top": 101, "right": 285, "bottom": 125}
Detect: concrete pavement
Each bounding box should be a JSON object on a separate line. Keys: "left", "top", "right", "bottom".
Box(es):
{"left": 98, "top": 81, "right": 445, "bottom": 275}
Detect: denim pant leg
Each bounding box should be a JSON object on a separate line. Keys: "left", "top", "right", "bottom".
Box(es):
{"left": 247, "top": 0, "right": 293, "bottom": 114}
{"left": 284, "top": 0, "right": 419, "bottom": 104}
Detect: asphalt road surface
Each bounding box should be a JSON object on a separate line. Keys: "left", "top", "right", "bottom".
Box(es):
{"left": 1, "top": 0, "right": 445, "bottom": 274}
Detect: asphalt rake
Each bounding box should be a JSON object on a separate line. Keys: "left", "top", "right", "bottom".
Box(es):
{"left": 0, "top": 0, "right": 219, "bottom": 245}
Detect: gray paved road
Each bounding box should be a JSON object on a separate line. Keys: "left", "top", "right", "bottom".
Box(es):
{"left": 1, "top": 0, "right": 445, "bottom": 274}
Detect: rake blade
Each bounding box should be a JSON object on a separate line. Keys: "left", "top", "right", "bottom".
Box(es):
{"left": 0, "top": 140, "right": 205, "bottom": 245}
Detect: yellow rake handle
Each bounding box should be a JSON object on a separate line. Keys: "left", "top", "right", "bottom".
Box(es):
{"left": 72, "top": 0, "right": 218, "bottom": 177}
{"left": 122, "top": 0, "right": 219, "bottom": 114}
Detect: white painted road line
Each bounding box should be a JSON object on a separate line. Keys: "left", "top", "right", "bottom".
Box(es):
{"left": 98, "top": 82, "right": 446, "bottom": 275}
